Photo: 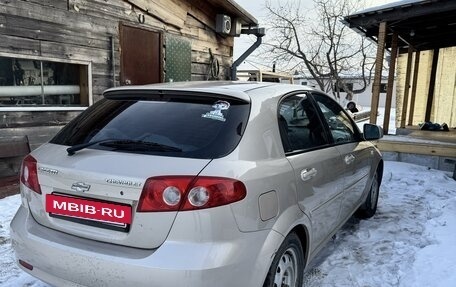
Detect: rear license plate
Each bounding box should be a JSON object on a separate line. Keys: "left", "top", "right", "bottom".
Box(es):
{"left": 46, "top": 194, "right": 132, "bottom": 225}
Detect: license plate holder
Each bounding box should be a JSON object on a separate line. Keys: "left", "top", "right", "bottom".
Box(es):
{"left": 46, "top": 193, "right": 132, "bottom": 231}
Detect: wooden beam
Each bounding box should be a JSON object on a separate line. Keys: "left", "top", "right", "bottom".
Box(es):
{"left": 79, "top": 65, "right": 89, "bottom": 106}
{"left": 408, "top": 51, "right": 421, "bottom": 126}
{"left": 375, "top": 140, "right": 456, "bottom": 158}
{"left": 400, "top": 45, "right": 414, "bottom": 128}
{"left": 370, "top": 22, "right": 387, "bottom": 124}
{"left": 425, "top": 48, "right": 440, "bottom": 121}
{"left": 383, "top": 32, "right": 398, "bottom": 135}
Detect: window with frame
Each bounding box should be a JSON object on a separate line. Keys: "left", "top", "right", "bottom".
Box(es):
{"left": 334, "top": 82, "right": 353, "bottom": 93}
{"left": 278, "top": 93, "right": 328, "bottom": 153}
{"left": 312, "top": 93, "right": 359, "bottom": 144}
{"left": 0, "top": 56, "right": 89, "bottom": 107}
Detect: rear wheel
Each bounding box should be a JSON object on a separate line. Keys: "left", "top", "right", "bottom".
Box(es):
{"left": 263, "top": 232, "right": 304, "bottom": 287}
{"left": 356, "top": 171, "right": 379, "bottom": 218}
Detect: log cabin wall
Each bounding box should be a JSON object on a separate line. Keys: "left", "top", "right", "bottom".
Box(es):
{"left": 0, "top": 0, "right": 240, "bottom": 177}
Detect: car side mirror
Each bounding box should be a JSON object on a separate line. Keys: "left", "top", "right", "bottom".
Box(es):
{"left": 363, "top": 124, "right": 383, "bottom": 141}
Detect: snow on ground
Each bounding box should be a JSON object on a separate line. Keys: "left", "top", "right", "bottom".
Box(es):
{"left": 0, "top": 195, "right": 47, "bottom": 287}
{"left": 1, "top": 161, "right": 455, "bottom": 287}
{"left": 303, "top": 161, "right": 456, "bottom": 287}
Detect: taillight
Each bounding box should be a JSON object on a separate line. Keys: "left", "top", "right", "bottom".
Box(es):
{"left": 137, "top": 176, "right": 193, "bottom": 212}
{"left": 20, "top": 155, "right": 41, "bottom": 194}
{"left": 137, "top": 176, "right": 246, "bottom": 212}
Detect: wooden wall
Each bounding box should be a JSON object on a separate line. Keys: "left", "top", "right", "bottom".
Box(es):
{"left": 0, "top": 0, "right": 235, "bottom": 97}
{"left": 0, "top": 0, "right": 237, "bottom": 177}
{"left": 396, "top": 47, "right": 456, "bottom": 127}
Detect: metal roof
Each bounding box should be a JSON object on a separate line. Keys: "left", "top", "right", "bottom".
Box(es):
{"left": 353, "top": 0, "right": 426, "bottom": 15}
{"left": 343, "top": 0, "right": 456, "bottom": 51}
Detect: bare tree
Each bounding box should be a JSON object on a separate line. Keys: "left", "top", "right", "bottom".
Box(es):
{"left": 263, "top": 0, "right": 375, "bottom": 100}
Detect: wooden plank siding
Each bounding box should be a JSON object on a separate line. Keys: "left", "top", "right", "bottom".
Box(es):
{"left": 0, "top": 0, "right": 236, "bottom": 98}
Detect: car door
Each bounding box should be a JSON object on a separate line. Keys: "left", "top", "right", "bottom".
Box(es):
{"left": 278, "top": 93, "right": 346, "bottom": 249}
{"left": 311, "top": 93, "right": 372, "bottom": 221}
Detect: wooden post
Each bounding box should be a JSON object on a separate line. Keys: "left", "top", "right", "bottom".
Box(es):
{"left": 383, "top": 33, "right": 398, "bottom": 135}
{"left": 408, "top": 51, "right": 421, "bottom": 126}
{"left": 370, "top": 22, "right": 387, "bottom": 124}
{"left": 400, "top": 45, "right": 414, "bottom": 128}
{"left": 79, "top": 65, "right": 89, "bottom": 106}
{"left": 425, "top": 48, "right": 440, "bottom": 122}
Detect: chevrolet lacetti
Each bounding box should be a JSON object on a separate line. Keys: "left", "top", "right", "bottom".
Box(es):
{"left": 10, "top": 81, "right": 383, "bottom": 287}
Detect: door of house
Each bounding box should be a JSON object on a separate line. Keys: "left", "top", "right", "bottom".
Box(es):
{"left": 120, "top": 24, "right": 162, "bottom": 85}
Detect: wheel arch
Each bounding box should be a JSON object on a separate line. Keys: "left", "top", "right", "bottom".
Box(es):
{"left": 377, "top": 159, "right": 384, "bottom": 185}
{"left": 289, "top": 224, "right": 310, "bottom": 268}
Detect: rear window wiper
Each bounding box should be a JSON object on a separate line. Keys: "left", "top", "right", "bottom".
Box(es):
{"left": 67, "top": 139, "right": 182, "bottom": 156}
{"left": 67, "top": 139, "right": 118, "bottom": 156}
{"left": 99, "top": 140, "right": 182, "bottom": 153}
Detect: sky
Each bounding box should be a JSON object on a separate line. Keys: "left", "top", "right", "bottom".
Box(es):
{"left": 233, "top": 0, "right": 402, "bottom": 70}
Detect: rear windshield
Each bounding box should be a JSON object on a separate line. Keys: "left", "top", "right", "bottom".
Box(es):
{"left": 51, "top": 92, "right": 250, "bottom": 159}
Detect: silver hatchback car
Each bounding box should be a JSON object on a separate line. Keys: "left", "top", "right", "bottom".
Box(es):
{"left": 11, "top": 82, "right": 383, "bottom": 287}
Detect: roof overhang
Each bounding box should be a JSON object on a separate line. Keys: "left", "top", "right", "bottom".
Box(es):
{"left": 209, "top": 0, "right": 258, "bottom": 26}
{"left": 343, "top": 0, "right": 456, "bottom": 52}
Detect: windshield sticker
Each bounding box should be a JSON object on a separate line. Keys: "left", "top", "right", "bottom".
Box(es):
{"left": 202, "top": 100, "right": 230, "bottom": 122}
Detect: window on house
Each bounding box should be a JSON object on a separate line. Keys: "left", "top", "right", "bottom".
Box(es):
{"left": 0, "top": 56, "right": 89, "bottom": 107}
{"left": 334, "top": 82, "right": 353, "bottom": 93}
{"left": 380, "top": 83, "right": 388, "bottom": 93}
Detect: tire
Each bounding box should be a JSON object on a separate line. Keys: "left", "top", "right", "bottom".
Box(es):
{"left": 356, "top": 171, "right": 380, "bottom": 219}
{"left": 263, "top": 232, "right": 304, "bottom": 287}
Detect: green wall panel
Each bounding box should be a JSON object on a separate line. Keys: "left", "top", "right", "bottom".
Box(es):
{"left": 165, "top": 35, "right": 191, "bottom": 82}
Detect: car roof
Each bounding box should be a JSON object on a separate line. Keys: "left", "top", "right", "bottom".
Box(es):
{"left": 104, "top": 81, "right": 320, "bottom": 103}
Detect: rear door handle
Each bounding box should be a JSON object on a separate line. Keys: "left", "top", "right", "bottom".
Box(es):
{"left": 344, "top": 154, "right": 355, "bottom": 165}
{"left": 301, "top": 168, "right": 317, "bottom": 182}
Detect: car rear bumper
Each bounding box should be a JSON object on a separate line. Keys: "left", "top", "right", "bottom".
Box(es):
{"left": 10, "top": 205, "right": 283, "bottom": 287}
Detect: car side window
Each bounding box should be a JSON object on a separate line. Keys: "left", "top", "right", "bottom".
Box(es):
{"left": 311, "top": 93, "right": 359, "bottom": 144}
{"left": 278, "top": 93, "right": 329, "bottom": 153}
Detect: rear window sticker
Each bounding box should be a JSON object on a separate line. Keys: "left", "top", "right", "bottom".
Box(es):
{"left": 202, "top": 100, "right": 230, "bottom": 122}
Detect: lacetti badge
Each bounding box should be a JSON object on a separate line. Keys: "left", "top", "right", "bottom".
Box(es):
{"left": 71, "top": 182, "right": 91, "bottom": 192}
{"left": 38, "top": 167, "right": 59, "bottom": 175}
{"left": 105, "top": 178, "right": 142, "bottom": 187}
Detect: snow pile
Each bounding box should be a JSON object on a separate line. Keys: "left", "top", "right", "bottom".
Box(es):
{"left": 0, "top": 161, "right": 455, "bottom": 287}
{"left": 304, "top": 161, "right": 456, "bottom": 287}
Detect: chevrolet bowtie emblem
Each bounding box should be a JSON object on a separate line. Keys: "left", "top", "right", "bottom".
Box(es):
{"left": 71, "top": 182, "right": 91, "bottom": 192}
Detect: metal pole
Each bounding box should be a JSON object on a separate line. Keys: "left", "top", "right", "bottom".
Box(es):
{"left": 231, "top": 36, "right": 262, "bottom": 80}
{"left": 231, "top": 28, "right": 265, "bottom": 80}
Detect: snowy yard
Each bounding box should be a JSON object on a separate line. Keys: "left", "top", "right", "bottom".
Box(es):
{"left": 1, "top": 161, "right": 455, "bottom": 287}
